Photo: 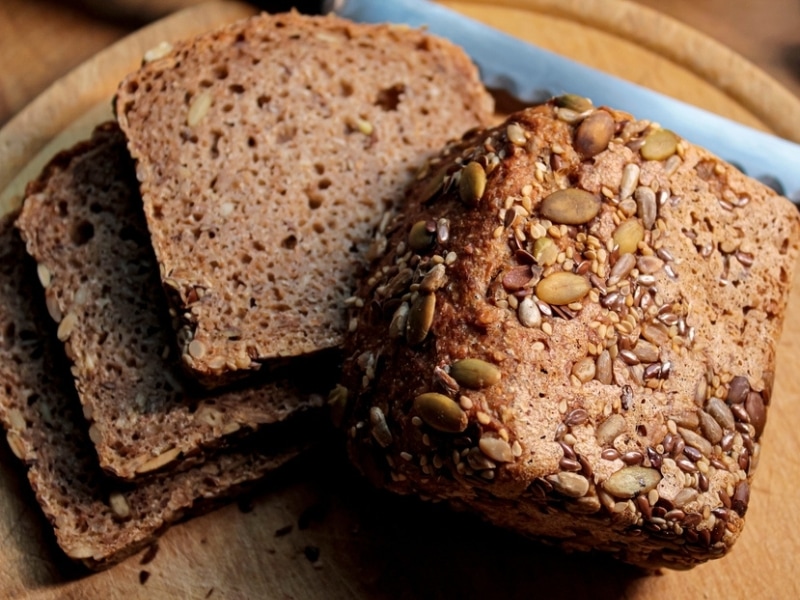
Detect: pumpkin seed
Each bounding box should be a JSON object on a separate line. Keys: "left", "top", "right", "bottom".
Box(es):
{"left": 612, "top": 218, "right": 644, "bottom": 254}
{"left": 413, "top": 393, "right": 468, "bottom": 433}
{"left": 406, "top": 293, "right": 435, "bottom": 345}
{"left": 640, "top": 129, "right": 678, "bottom": 161}
{"left": 536, "top": 272, "right": 590, "bottom": 305}
{"left": 408, "top": 220, "right": 436, "bottom": 253}
{"left": 532, "top": 236, "right": 559, "bottom": 266}
{"left": 479, "top": 436, "right": 514, "bottom": 463}
{"left": 602, "top": 466, "right": 661, "bottom": 498}
{"left": 539, "top": 188, "right": 600, "bottom": 225}
{"left": 554, "top": 93, "right": 593, "bottom": 113}
{"left": 575, "top": 110, "right": 615, "bottom": 158}
{"left": 458, "top": 161, "right": 487, "bottom": 206}
{"left": 450, "top": 358, "right": 501, "bottom": 389}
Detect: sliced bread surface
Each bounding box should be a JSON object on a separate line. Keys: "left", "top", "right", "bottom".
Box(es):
{"left": 0, "top": 212, "right": 309, "bottom": 569}
{"left": 16, "top": 122, "right": 335, "bottom": 480}
{"left": 114, "top": 10, "right": 495, "bottom": 386}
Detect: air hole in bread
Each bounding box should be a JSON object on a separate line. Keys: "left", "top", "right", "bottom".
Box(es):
{"left": 340, "top": 80, "right": 354, "bottom": 97}
{"left": 210, "top": 131, "right": 222, "bottom": 159}
{"left": 256, "top": 94, "right": 271, "bottom": 108}
{"left": 281, "top": 235, "right": 297, "bottom": 250}
{"left": 212, "top": 65, "right": 228, "bottom": 80}
{"left": 307, "top": 192, "right": 323, "bottom": 210}
{"left": 229, "top": 83, "right": 245, "bottom": 95}
{"left": 71, "top": 220, "right": 94, "bottom": 246}
{"left": 375, "top": 84, "right": 405, "bottom": 111}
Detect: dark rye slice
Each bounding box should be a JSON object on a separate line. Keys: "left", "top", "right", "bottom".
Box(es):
{"left": 114, "top": 11, "right": 495, "bottom": 387}
{"left": 0, "top": 213, "right": 310, "bottom": 569}
{"left": 16, "top": 123, "right": 336, "bottom": 480}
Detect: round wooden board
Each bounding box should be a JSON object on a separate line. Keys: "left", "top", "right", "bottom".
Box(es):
{"left": 1, "top": 1, "right": 799, "bottom": 598}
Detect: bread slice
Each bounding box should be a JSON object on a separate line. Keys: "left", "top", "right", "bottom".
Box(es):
{"left": 0, "top": 211, "right": 312, "bottom": 569}
{"left": 341, "top": 99, "right": 800, "bottom": 569}
{"left": 16, "top": 123, "right": 335, "bottom": 480}
{"left": 114, "top": 11, "right": 494, "bottom": 386}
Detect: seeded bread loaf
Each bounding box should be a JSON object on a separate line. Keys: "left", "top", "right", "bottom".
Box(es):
{"left": 0, "top": 212, "right": 315, "bottom": 569}
{"left": 114, "top": 11, "right": 495, "bottom": 387}
{"left": 340, "top": 98, "right": 800, "bottom": 569}
{"left": 16, "top": 123, "right": 335, "bottom": 480}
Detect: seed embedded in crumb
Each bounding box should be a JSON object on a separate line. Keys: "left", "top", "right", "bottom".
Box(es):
{"left": 536, "top": 272, "right": 590, "bottom": 305}
{"left": 450, "top": 358, "right": 501, "bottom": 389}
{"left": 479, "top": 436, "right": 514, "bottom": 463}
{"left": 547, "top": 472, "right": 590, "bottom": 498}
{"left": 602, "top": 466, "right": 661, "bottom": 498}
{"left": 574, "top": 110, "right": 615, "bottom": 158}
{"left": 539, "top": 188, "right": 601, "bottom": 225}
{"left": 458, "top": 161, "right": 487, "bottom": 206}
{"left": 612, "top": 219, "right": 644, "bottom": 254}
{"left": 640, "top": 129, "right": 678, "bottom": 161}
{"left": 187, "top": 90, "right": 213, "bottom": 127}
{"left": 406, "top": 293, "right": 435, "bottom": 345}
{"left": 413, "top": 393, "right": 468, "bottom": 433}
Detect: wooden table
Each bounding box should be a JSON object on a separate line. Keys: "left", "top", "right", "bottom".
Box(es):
{"left": 2, "top": 1, "right": 800, "bottom": 599}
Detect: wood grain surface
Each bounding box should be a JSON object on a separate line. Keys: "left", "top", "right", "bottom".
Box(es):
{"left": 1, "top": 1, "right": 799, "bottom": 599}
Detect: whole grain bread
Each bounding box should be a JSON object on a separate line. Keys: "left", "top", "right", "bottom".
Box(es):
{"left": 16, "top": 123, "right": 336, "bottom": 480}
{"left": 0, "top": 212, "right": 315, "bottom": 569}
{"left": 340, "top": 98, "right": 800, "bottom": 569}
{"left": 114, "top": 11, "right": 495, "bottom": 387}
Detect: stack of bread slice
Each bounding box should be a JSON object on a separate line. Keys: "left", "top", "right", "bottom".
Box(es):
{"left": 0, "top": 10, "right": 494, "bottom": 568}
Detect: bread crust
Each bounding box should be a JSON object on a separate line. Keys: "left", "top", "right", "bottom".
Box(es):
{"left": 341, "top": 99, "right": 800, "bottom": 569}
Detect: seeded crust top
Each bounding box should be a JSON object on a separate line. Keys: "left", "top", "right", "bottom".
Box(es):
{"left": 16, "top": 123, "right": 334, "bottom": 480}
{"left": 341, "top": 98, "right": 800, "bottom": 569}
{"left": 114, "top": 11, "right": 495, "bottom": 387}
{"left": 0, "top": 212, "right": 310, "bottom": 569}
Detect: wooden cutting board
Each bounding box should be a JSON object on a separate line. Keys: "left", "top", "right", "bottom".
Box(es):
{"left": 2, "top": 1, "right": 799, "bottom": 598}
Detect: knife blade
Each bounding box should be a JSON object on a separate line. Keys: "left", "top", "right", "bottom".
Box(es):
{"left": 324, "top": 0, "right": 800, "bottom": 202}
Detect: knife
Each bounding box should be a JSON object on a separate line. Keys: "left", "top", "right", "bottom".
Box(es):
{"left": 314, "top": 0, "right": 800, "bottom": 202}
